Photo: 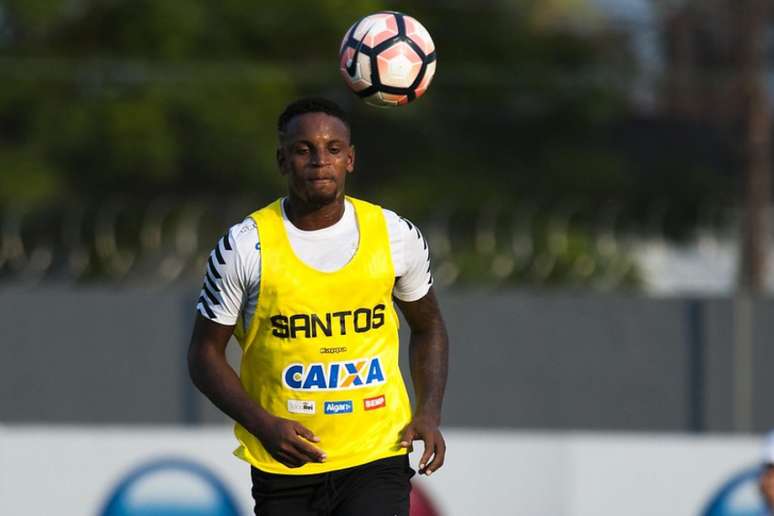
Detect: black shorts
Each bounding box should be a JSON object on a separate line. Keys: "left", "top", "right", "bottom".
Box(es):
{"left": 250, "top": 455, "right": 415, "bottom": 516}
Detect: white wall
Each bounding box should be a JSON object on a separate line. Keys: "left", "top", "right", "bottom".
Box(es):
{"left": 414, "top": 430, "right": 762, "bottom": 516}
{"left": 0, "top": 426, "right": 764, "bottom": 516}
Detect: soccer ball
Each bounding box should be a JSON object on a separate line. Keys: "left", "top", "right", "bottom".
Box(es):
{"left": 339, "top": 11, "right": 437, "bottom": 107}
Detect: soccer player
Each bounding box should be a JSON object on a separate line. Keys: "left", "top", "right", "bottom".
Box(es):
{"left": 187, "top": 97, "right": 449, "bottom": 516}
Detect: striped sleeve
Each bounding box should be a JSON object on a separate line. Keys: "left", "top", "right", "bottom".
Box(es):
{"left": 196, "top": 218, "right": 260, "bottom": 325}
{"left": 384, "top": 210, "right": 433, "bottom": 302}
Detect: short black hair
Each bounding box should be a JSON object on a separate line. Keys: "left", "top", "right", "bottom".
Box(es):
{"left": 277, "top": 97, "right": 351, "bottom": 137}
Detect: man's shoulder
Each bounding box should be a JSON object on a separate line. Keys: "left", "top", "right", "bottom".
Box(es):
{"left": 380, "top": 206, "right": 400, "bottom": 225}
{"left": 225, "top": 216, "right": 260, "bottom": 254}
{"left": 379, "top": 207, "right": 421, "bottom": 236}
{"left": 234, "top": 197, "right": 286, "bottom": 240}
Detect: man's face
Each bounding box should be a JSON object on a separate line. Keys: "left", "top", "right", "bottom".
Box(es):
{"left": 762, "top": 465, "right": 774, "bottom": 508}
{"left": 277, "top": 112, "right": 354, "bottom": 207}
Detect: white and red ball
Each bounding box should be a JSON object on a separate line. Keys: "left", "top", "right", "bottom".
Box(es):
{"left": 339, "top": 11, "right": 437, "bottom": 107}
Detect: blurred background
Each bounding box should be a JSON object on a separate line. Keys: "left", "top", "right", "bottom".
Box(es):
{"left": 1, "top": 0, "right": 774, "bottom": 515}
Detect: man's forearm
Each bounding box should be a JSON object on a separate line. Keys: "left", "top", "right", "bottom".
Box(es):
{"left": 409, "top": 322, "right": 449, "bottom": 423}
{"left": 188, "top": 347, "right": 272, "bottom": 435}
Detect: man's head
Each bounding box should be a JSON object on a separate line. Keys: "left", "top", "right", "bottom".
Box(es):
{"left": 762, "top": 432, "right": 774, "bottom": 508}
{"left": 276, "top": 97, "right": 354, "bottom": 207}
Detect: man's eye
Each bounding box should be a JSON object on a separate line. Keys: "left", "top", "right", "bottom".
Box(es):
{"left": 295, "top": 147, "right": 309, "bottom": 155}
{"left": 329, "top": 147, "right": 341, "bottom": 154}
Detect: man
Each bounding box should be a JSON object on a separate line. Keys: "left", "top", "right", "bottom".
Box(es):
{"left": 762, "top": 431, "right": 774, "bottom": 514}
{"left": 187, "top": 97, "right": 449, "bottom": 516}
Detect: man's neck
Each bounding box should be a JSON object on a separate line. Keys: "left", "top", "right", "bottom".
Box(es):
{"left": 284, "top": 195, "right": 346, "bottom": 231}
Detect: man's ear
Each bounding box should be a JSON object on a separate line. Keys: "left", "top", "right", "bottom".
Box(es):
{"left": 277, "top": 147, "right": 287, "bottom": 176}
{"left": 347, "top": 144, "right": 356, "bottom": 174}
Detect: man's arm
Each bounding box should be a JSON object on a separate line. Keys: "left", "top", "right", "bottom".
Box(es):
{"left": 187, "top": 314, "right": 326, "bottom": 468}
{"left": 395, "top": 286, "right": 449, "bottom": 476}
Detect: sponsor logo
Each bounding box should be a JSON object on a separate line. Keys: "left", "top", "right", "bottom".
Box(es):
{"left": 319, "top": 346, "right": 348, "bottom": 354}
{"left": 283, "top": 357, "right": 386, "bottom": 391}
{"left": 287, "top": 399, "right": 316, "bottom": 415}
{"left": 270, "top": 304, "right": 386, "bottom": 339}
{"left": 324, "top": 400, "right": 353, "bottom": 415}
{"left": 363, "top": 394, "right": 386, "bottom": 411}
{"left": 701, "top": 466, "right": 769, "bottom": 516}
{"left": 239, "top": 220, "right": 257, "bottom": 234}
{"left": 100, "top": 459, "right": 240, "bottom": 516}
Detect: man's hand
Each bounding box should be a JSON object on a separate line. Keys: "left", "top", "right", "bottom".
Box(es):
{"left": 400, "top": 415, "right": 446, "bottom": 476}
{"left": 188, "top": 315, "right": 326, "bottom": 469}
{"left": 255, "top": 416, "right": 327, "bottom": 469}
{"left": 395, "top": 289, "right": 449, "bottom": 478}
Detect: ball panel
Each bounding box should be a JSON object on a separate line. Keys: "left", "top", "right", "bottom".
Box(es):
{"left": 404, "top": 16, "right": 435, "bottom": 55}
{"left": 368, "top": 15, "right": 399, "bottom": 48}
{"left": 414, "top": 60, "right": 436, "bottom": 99}
{"left": 339, "top": 48, "right": 373, "bottom": 92}
{"left": 350, "top": 14, "right": 384, "bottom": 39}
{"left": 378, "top": 92, "right": 410, "bottom": 106}
{"left": 351, "top": 13, "right": 398, "bottom": 48}
{"left": 363, "top": 91, "right": 409, "bottom": 107}
{"left": 375, "top": 42, "right": 423, "bottom": 89}
{"left": 339, "top": 23, "right": 356, "bottom": 53}
{"left": 339, "top": 46, "right": 353, "bottom": 69}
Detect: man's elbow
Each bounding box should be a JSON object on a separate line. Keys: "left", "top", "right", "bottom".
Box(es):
{"left": 412, "top": 320, "right": 448, "bottom": 338}
{"left": 187, "top": 345, "right": 209, "bottom": 389}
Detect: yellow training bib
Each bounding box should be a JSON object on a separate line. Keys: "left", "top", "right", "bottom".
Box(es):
{"left": 233, "top": 196, "right": 412, "bottom": 474}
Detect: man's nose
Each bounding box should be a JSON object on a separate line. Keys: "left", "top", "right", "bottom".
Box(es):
{"left": 310, "top": 149, "right": 328, "bottom": 166}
